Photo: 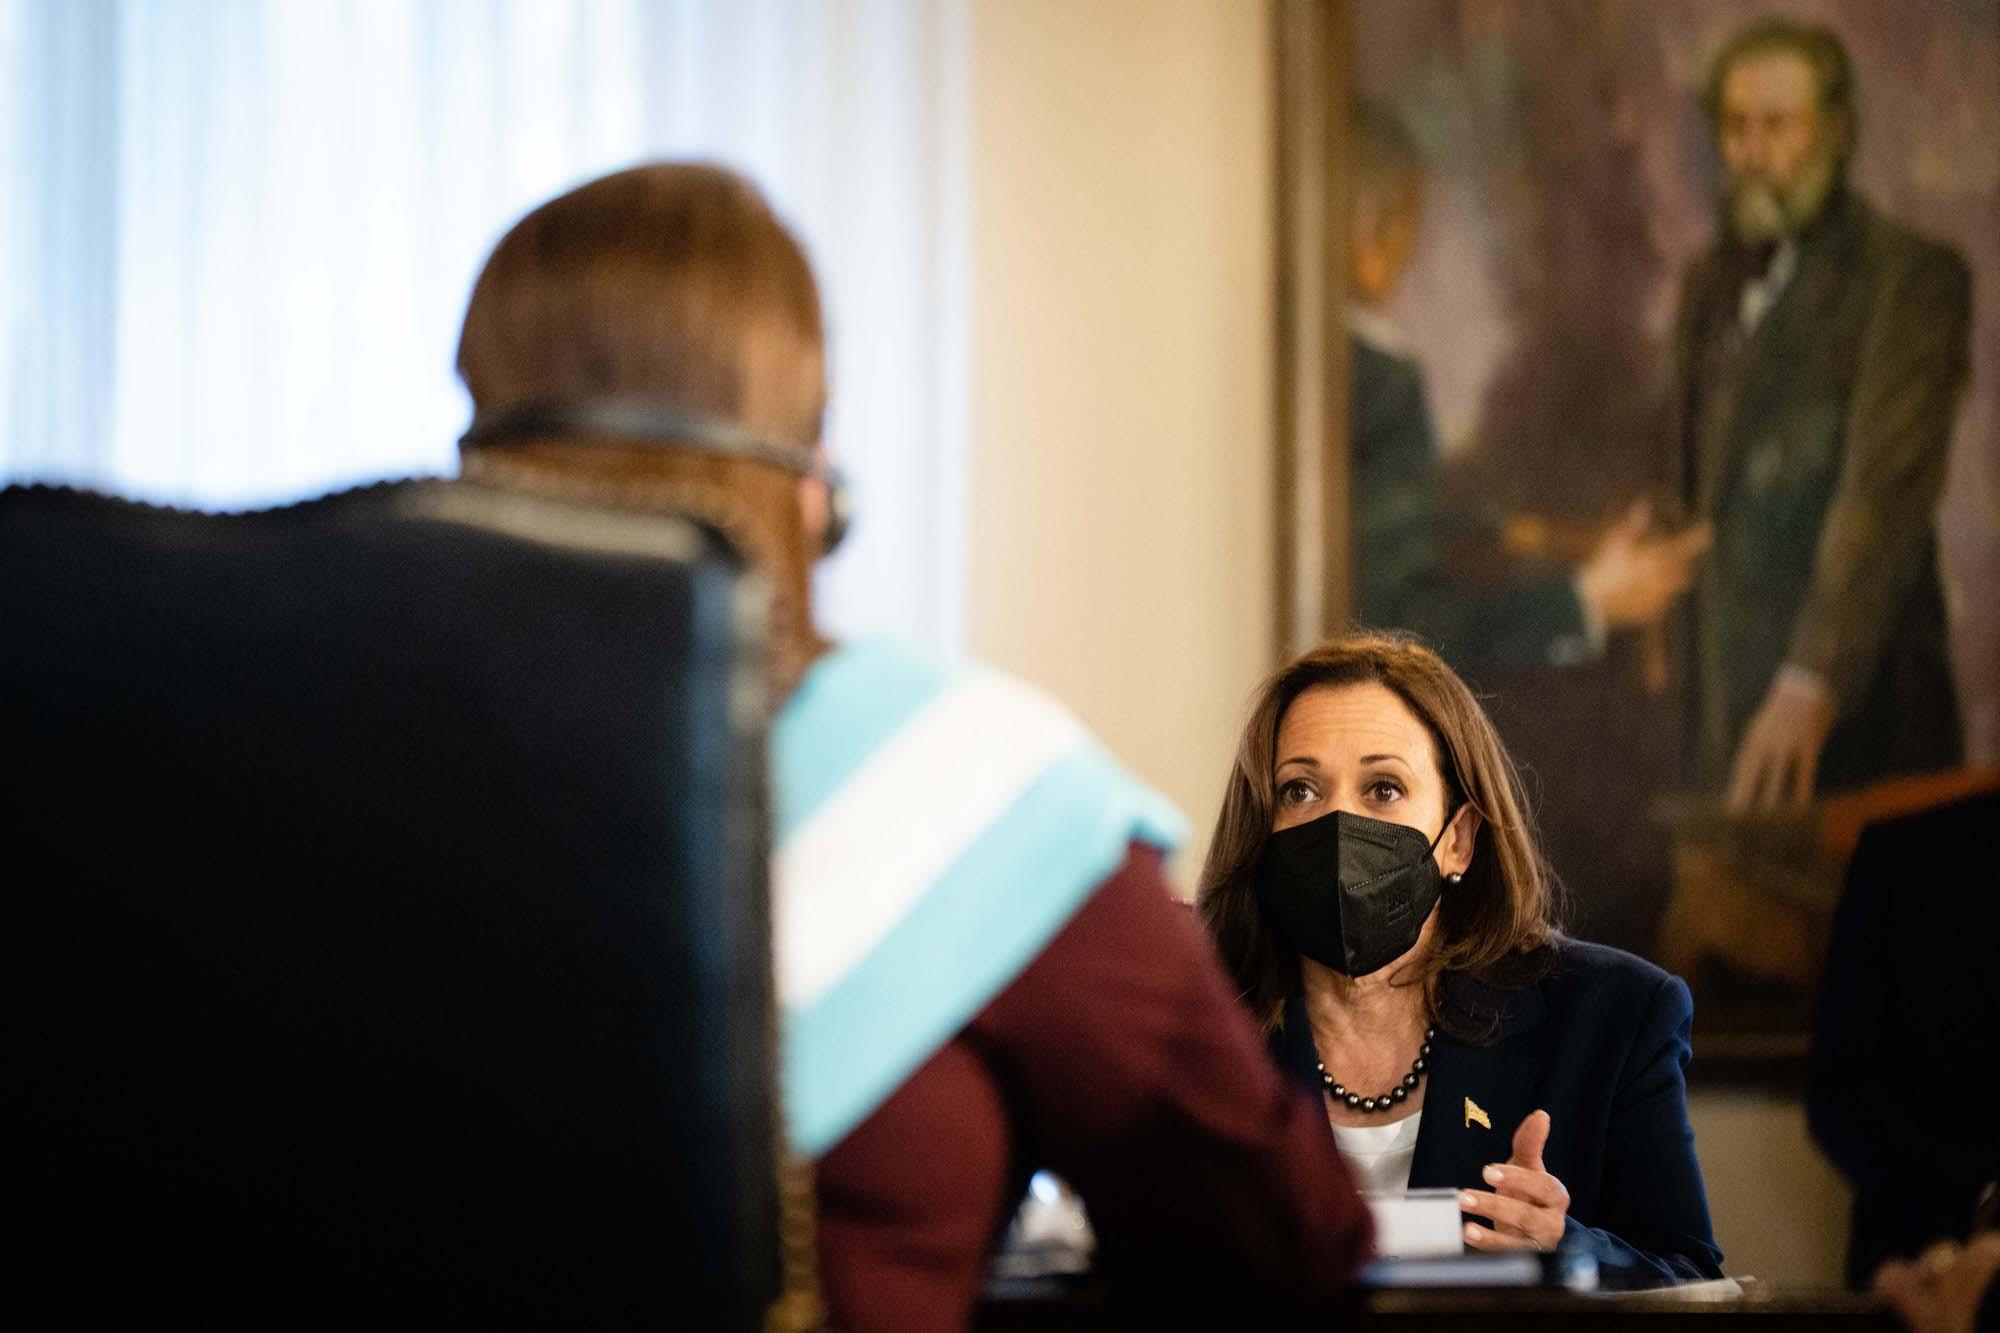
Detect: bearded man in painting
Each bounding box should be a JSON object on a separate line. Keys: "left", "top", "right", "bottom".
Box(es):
{"left": 1672, "top": 18, "right": 1971, "bottom": 814}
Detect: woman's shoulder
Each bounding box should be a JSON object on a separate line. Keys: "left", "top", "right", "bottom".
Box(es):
{"left": 783, "top": 638, "right": 960, "bottom": 734}
{"left": 776, "top": 639, "right": 1080, "bottom": 823}
{"left": 774, "top": 641, "right": 1188, "bottom": 1155}
{"left": 774, "top": 636, "right": 1187, "bottom": 887}
{"left": 1548, "top": 936, "right": 1676, "bottom": 987}
{"left": 782, "top": 638, "right": 1085, "bottom": 763}
{"left": 1541, "top": 936, "right": 1692, "bottom": 1027}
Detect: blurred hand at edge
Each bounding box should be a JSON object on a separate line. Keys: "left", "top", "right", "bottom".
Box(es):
{"left": 1872, "top": 1232, "right": 2000, "bottom": 1333}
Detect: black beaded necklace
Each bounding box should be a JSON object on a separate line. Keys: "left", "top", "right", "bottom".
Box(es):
{"left": 1317, "top": 1026, "right": 1434, "bottom": 1115}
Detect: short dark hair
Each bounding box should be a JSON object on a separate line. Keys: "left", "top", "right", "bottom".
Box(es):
{"left": 457, "top": 162, "right": 825, "bottom": 447}
{"left": 454, "top": 163, "right": 830, "bottom": 685}
{"left": 1701, "top": 19, "right": 1857, "bottom": 151}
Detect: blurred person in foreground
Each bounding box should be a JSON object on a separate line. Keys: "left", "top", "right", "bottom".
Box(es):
{"left": 1809, "top": 787, "right": 2000, "bottom": 1293}
{"left": 453, "top": 162, "right": 1372, "bottom": 1330}
{"left": 1198, "top": 632, "right": 1723, "bottom": 1285}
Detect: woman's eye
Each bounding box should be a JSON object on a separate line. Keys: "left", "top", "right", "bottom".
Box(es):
{"left": 1278, "top": 779, "right": 1316, "bottom": 805}
{"left": 1366, "top": 780, "right": 1405, "bottom": 803}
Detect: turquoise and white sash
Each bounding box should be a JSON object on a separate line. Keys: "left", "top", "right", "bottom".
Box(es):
{"left": 773, "top": 640, "right": 1186, "bottom": 1157}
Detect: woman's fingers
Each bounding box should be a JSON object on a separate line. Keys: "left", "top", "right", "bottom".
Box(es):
{"left": 1459, "top": 1188, "right": 1562, "bottom": 1248}
{"left": 1462, "top": 1220, "right": 1540, "bottom": 1251}
{"left": 1482, "top": 1162, "right": 1571, "bottom": 1211}
{"left": 1506, "top": 1110, "right": 1551, "bottom": 1172}
{"left": 1462, "top": 1111, "right": 1572, "bottom": 1251}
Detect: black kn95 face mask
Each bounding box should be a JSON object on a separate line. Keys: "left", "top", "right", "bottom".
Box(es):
{"left": 1254, "top": 807, "right": 1458, "bottom": 977}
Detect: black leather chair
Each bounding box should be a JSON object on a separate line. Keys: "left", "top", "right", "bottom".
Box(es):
{"left": 1, "top": 479, "right": 781, "bottom": 1326}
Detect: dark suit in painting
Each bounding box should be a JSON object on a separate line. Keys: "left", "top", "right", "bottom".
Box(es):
{"left": 1351, "top": 331, "right": 1597, "bottom": 681}
{"left": 1274, "top": 939, "right": 1723, "bottom": 1287}
{"left": 1671, "top": 188, "right": 1970, "bottom": 792}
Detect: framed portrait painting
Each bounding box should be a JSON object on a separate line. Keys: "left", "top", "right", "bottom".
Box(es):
{"left": 1275, "top": 0, "right": 2000, "bottom": 1074}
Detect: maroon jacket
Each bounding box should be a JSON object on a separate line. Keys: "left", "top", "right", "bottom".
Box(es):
{"left": 816, "top": 844, "right": 1374, "bottom": 1329}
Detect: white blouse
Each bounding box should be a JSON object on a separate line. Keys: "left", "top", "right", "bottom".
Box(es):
{"left": 1331, "top": 1110, "right": 1423, "bottom": 1197}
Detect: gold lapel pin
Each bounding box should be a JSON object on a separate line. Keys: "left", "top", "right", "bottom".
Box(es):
{"left": 1464, "top": 1097, "right": 1491, "bottom": 1130}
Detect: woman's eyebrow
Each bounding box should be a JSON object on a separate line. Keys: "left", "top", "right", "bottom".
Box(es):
{"left": 1275, "top": 755, "right": 1321, "bottom": 770}
{"left": 1358, "top": 753, "right": 1411, "bottom": 767}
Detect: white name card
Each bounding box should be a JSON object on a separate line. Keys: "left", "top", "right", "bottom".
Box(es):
{"left": 1365, "top": 1188, "right": 1466, "bottom": 1259}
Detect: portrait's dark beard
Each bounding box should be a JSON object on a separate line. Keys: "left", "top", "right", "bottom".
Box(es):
{"left": 1726, "top": 143, "right": 1842, "bottom": 245}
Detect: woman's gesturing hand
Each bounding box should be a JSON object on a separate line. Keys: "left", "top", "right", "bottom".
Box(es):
{"left": 1459, "top": 1109, "right": 1571, "bottom": 1251}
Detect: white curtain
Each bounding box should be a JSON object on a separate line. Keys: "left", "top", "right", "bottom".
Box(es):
{"left": 1, "top": 0, "right": 967, "bottom": 650}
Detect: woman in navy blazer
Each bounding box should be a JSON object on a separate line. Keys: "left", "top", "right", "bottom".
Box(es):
{"left": 1199, "top": 633, "right": 1722, "bottom": 1286}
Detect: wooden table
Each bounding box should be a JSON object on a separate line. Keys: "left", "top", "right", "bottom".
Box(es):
{"left": 978, "top": 1274, "right": 1898, "bottom": 1329}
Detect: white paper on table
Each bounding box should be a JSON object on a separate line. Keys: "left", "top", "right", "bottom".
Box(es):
{"left": 1601, "top": 1277, "right": 1747, "bottom": 1300}
{"left": 1365, "top": 1188, "right": 1467, "bottom": 1259}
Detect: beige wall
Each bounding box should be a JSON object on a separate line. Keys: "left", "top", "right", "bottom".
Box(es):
{"left": 1687, "top": 1090, "right": 1851, "bottom": 1285}
{"left": 961, "top": 0, "right": 1854, "bottom": 1292}
{"left": 963, "top": 0, "right": 1274, "bottom": 890}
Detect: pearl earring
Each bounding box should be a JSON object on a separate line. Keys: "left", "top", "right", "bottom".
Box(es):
{"left": 1446, "top": 871, "right": 1463, "bottom": 883}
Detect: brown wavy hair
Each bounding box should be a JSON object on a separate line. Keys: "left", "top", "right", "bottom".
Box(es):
{"left": 1196, "top": 632, "right": 1564, "bottom": 1037}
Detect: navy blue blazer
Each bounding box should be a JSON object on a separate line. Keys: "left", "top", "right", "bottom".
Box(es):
{"left": 1273, "top": 938, "right": 1723, "bottom": 1286}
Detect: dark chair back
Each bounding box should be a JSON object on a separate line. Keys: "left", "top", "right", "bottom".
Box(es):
{"left": 1, "top": 480, "right": 778, "bottom": 1326}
